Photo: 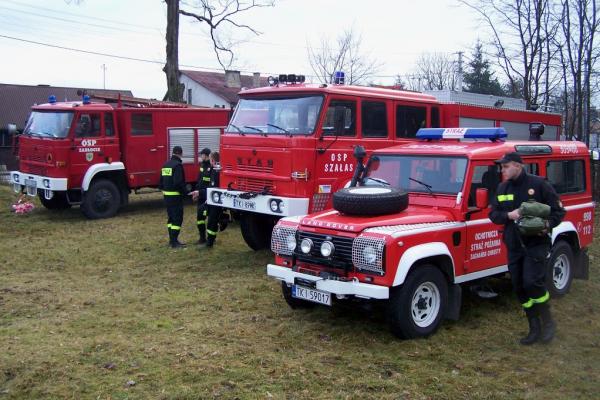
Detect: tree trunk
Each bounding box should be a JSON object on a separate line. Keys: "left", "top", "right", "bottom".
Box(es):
{"left": 163, "top": 0, "right": 184, "bottom": 103}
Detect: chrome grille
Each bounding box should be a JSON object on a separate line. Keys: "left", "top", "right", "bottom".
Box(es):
{"left": 236, "top": 163, "right": 273, "bottom": 173}
{"left": 295, "top": 231, "right": 354, "bottom": 269}
{"left": 236, "top": 177, "right": 273, "bottom": 193}
{"left": 352, "top": 236, "right": 385, "bottom": 275}
{"left": 271, "top": 225, "right": 298, "bottom": 256}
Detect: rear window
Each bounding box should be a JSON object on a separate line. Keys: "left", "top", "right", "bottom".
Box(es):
{"left": 131, "top": 113, "right": 153, "bottom": 136}
{"left": 546, "top": 159, "right": 585, "bottom": 194}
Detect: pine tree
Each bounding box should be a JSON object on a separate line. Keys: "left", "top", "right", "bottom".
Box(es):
{"left": 463, "top": 42, "right": 505, "bottom": 96}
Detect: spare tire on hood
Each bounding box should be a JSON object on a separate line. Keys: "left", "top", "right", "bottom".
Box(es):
{"left": 333, "top": 186, "right": 409, "bottom": 216}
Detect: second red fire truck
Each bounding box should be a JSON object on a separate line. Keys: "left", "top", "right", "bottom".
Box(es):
{"left": 207, "top": 74, "right": 562, "bottom": 250}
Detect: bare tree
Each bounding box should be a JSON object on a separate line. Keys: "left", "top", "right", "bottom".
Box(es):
{"left": 459, "top": 0, "right": 558, "bottom": 109}
{"left": 411, "top": 53, "right": 459, "bottom": 91}
{"left": 163, "top": 0, "right": 274, "bottom": 102}
{"left": 555, "top": 0, "right": 599, "bottom": 142}
{"left": 307, "top": 28, "right": 382, "bottom": 85}
{"left": 179, "top": 0, "right": 274, "bottom": 70}
{"left": 164, "top": 0, "right": 184, "bottom": 102}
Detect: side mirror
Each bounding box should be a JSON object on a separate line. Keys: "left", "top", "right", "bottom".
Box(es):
{"left": 7, "top": 123, "right": 17, "bottom": 136}
{"left": 475, "top": 188, "right": 489, "bottom": 209}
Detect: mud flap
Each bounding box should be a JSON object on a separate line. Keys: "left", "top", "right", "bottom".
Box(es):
{"left": 446, "top": 283, "right": 462, "bottom": 321}
{"left": 574, "top": 248, "right": 589, "bottom": 280}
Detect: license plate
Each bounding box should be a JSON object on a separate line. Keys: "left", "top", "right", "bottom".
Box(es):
{"left": 292, "top": 285, "right": 332, "bottom": 306}
{"left": 233, "top": 197, "right": 256, "bottom": 210}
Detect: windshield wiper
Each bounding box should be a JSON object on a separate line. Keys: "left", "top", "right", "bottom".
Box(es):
{"left": 266, "top": 123, "right": 290, "bottom": 134}
{"left": 362, "top": 177, "right": 390, "bottom": 186}
{"left": 243, "top": 125, "right": 264, "bottom": 133}
{"left": 228, "top": 123, "right": 243, "bottom": 134}
{"left": 409, "top": 177, "right": 434, "bottom": 195}
{"left": 30, "top": 131, "right": 53, "bottom": 138}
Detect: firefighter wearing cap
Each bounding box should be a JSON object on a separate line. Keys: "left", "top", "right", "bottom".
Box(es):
{"left": 489, "top": 151, "right": 565, "bottom": 345}
{"left": 205, "top": 151, "right": 223, "bottom": 247}
{"left": 190, "top": 147, "right": 212, "bottom": 244}
{"left": 159, "top": 146, "right": 188, "bottom": 248}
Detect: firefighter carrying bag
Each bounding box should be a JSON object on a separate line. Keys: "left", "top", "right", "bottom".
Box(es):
{"left": 517, "top": 200, "right": 551, "bottom": 236}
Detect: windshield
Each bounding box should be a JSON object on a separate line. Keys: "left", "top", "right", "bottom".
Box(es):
{"left": 24, "top": 111, "right": 74, "bottom": 138}
{"left": 228, "top": 96, "right": 323, "bottom": 135}
{"left": 363, "top": 155, "right": 468, "bottom": 194}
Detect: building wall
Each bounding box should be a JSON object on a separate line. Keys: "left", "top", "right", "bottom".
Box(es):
{"left": 179, "top": 75, "right": 230, "bottom": 108}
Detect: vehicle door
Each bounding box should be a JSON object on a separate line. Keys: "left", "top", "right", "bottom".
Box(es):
{"left": 71, "top": 111, "right": 117, "bottom": 187}
{"left": 464, "top": 162, "right": 506, "bottom": 273}
{"left": 122, "top": 112, "right": 162, "bottom": 187}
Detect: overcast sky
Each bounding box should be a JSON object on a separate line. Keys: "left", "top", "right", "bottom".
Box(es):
{"left": 0, "top": 0, "right": 485, "bottom": 99}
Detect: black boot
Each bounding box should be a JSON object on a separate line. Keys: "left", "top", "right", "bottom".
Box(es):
{"left": 206, "top": 235, "right": 216, "bottom": 248}
{"left": 538, "top": 303, "right": 556, "bottom": 344}
{"left": 198, "top": 225, "right": 206, "bottom": 244}
{"left": 520, "top": 309, "right": 542, "bottom": 345}
{"left": 168, "top": 228, "right": 175, "bottom": 247}
{"left": 170, "top": 230, "right": 186, "bottom": 248}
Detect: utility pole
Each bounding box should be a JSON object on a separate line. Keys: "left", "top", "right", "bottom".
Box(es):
{"left": 101, "top": 64, "right": 107, "bottom": 89}
{"left": 456, "top": 51, "right": 463, "bottom": 92}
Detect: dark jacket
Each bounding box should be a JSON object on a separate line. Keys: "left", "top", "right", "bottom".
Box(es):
{"left": 159, "top": 155, "right": 187, "bottom": 195}
{"left": 489, "top": 170, "right": 565, "bottom": 250}
{"left": 196, "top": 160, "right": 212, "bottom": 203}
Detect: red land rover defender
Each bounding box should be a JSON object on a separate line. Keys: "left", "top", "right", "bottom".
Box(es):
{"left": 267, "top": 128, "right": 593, "bottom": 339}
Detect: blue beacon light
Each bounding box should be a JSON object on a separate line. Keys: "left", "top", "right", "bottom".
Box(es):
{"left": 416, "top": 127, "right": 507, "bottom": 141}
{"left": 82, "top": 95, "right": 91, "bottom": 105}
{"left": 48, "top": 95, "right": 57, "bottom": 104}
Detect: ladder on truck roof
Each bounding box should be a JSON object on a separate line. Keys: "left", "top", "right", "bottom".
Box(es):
{"left": 87, "top": 92, "right": 205, "bottom": 109}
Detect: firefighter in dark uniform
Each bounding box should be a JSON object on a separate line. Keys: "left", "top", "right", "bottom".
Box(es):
{"left": 159, "top": 146, "right": 188, "bottom": 248}
{"left": 190, "top": 147, "right": 212, "bottom": 244}
{"left": 205, "top": 151, "right": 223, "bottom": 247}
{"left": 489, "top": 152, "right": 565, "bottom": 345}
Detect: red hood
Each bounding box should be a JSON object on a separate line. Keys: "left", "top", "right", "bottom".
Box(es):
{"left": 299, "top": 206, "right": 456, "bottom": 234}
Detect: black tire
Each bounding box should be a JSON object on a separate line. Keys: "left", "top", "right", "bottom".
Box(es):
{"left": 240, "top": 213, "right": 277, "bottom": 250}
{"left": 37, "top": 190, "right": 71, "bottom": 210}
{"left": 81, "top": 179, "right": 121, "bottom": 219}
{"left": 333, "top": 187, "right": 409, "bottom": 216}
{"left": 387, "top": 265, "right": 448, "bottom": 339}
{"left": 546, "top": 241, "right": 574, "bottom": 298}
{"left": 281, "top": 282, "right": 316, "bottom": 309}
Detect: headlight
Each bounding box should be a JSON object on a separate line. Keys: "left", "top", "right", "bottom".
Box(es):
{"left": 362, "top": 245, "right": 378, "bottom": 264}
{"left": 269, "top": 199, "right": 279, "bottom": 212}
{"left": 13, "top": 173, "right": 19, "bottom": 183}
{"left": 43, "top": 179, "right": 50, "bottom": 188}
{"left": 320, "top": 241, "right": 335, "bottom": 257}
{"left": 286, "top": 234, "right": 297, "bottom": 252}
{"left": 300, "top": 238, "right": 313, "bottom": 254}
{"left": 211, "top": 191, "right": 222, "bottom": 204}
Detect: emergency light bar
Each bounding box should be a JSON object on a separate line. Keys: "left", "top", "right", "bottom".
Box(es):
{"left": 416, "top": 127, "right": 507, "bottom": 141}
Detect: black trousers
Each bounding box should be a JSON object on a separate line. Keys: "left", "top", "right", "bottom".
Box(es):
{"left": 164, "top": 196, "right": 183, "bottom": 241}
{"left": 206, "top": 205, "right": 222, "bottom": 245}
{"left": 507, "top": 242, "right": 550, "bottom": 307}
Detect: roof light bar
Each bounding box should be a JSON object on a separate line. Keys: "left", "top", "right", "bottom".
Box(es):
{"left": 416, "top": 127, "right": 507, "bottom": 140}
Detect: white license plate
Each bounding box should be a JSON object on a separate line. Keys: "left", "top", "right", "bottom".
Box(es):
{"left": 292, "top": 285, "right": 332, "bottom": 306}
{"left": 233, "top": 198, "right": 256, "bottom": 210}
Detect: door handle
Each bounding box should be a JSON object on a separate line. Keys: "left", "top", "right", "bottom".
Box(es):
{"left": 156, "top": 145, "right": 165, "bottom": 149}
{"left": 150, "top": 148, "right": 157, "bottom": 152}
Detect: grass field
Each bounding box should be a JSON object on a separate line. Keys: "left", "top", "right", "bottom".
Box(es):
{"left": 1, "top": 184, "right": 599, "bottom": 399}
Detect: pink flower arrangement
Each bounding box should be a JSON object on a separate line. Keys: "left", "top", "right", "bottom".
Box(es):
{"left": 12, "top": 195, "right": 35, "bottom": 214}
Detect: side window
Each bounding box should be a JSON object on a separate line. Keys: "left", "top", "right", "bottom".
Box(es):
{"left": 322, "top": 100, "right": 356, "bottom": 136}
{"left": 431, "top": 107, "right": 440, "bottom": 128}
{"left": 524, "top": 163, "right": 539, "bottom": 175}
{"left": 131, "top": 113, "right": 153, "bottom": 136}
{"left": 75, "top": 113, "right": 101, "bottom": 137}
{"left": 468, "top": 164, "right": 500, "bottom": 207}
{"left": 546, "top": 159, "right": 585, "bottom": 194}
{"left": 105, "top": 113, "right": 115, "bottom": 137}
{"left": 396, "top": 105, "right": 426, "bottom": 138}
{"left": 362, "top": 101, "right": 387, "bottom": 138}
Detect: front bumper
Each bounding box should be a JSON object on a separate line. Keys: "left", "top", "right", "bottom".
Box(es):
{"left": 207, "top": 188, "right": 309, "bottom": 217}
{"left": 10, "top": 171, "right": 68, "bottom": 196}
{"left": 267, "top": 264, "right": 389, "bottom": 299}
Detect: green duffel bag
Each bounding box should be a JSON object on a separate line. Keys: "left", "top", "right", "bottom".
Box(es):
{"left": 519, "top": 200, "right": 551, "bottom": 218}
{"left": 517, "top": 215, "right": 548, "bottom": 236}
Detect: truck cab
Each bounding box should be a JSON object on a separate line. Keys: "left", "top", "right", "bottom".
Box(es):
{"left": 267, "top": 128, "right": 593, "bottom": 339}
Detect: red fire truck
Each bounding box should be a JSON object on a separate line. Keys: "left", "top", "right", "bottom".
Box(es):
{"left": 267, "top": 127, "right": 593, "bottom": 339}
{"left": 207, "top": 74, "right": 562, "bottom": 250}
{"left": 10, "top": 94, "right": 229, "bottom": 218}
